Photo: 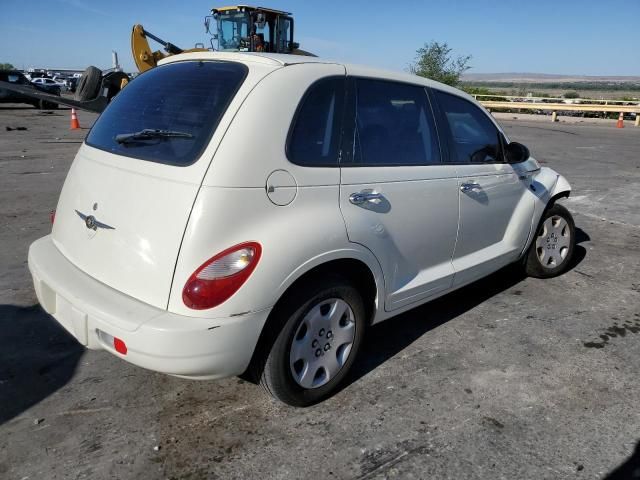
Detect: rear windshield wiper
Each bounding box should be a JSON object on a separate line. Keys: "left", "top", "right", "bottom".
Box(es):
{"left": 115, "top": 129, "right": 194, "bottom": 144}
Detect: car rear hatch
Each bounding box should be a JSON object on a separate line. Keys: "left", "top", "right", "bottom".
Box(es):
{"left": 51, "top": 59, "right": 270, "bottom": 312}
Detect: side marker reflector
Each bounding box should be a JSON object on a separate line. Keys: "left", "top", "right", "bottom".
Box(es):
{"left": 113, "top": 337, "right": 128, "bottom": 355}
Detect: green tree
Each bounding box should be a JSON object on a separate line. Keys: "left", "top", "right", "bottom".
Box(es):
{"left": 408, "top": 42, "right": 471, "bottom": 86}
{"left": 563, "top": 91, "right": 580, "bottom": 99}
{"left": 0, "top": 63, "right": 15, "bottom": 70}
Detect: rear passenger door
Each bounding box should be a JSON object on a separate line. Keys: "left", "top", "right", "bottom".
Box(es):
{"left": 431, "top": 89, "right": 535, "bottom": 287}
{"left": 339, "top": 77, "right": 460, "bottom": 311}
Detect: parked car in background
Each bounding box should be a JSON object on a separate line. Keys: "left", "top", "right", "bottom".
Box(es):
{"left": 0, "top": 70, "right": 59, "bottom": 109}
{"left": 25, "top": 71, "right": 49, "bottom": 81}
{"left": 31, "top": 77, "right": 62, "bottom": 95}
{"left": 28, "top": 52, "right": 575, "bottom": 407}
{"left": 52, "top": 75, "right": 70, "bottom": 88}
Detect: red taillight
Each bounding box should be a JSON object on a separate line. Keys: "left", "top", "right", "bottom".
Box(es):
{"left": 182, "top": 242, "right": 262, "bottom": 310}
{"left": 50, "top": 209, "right": 56, "bottom": 225}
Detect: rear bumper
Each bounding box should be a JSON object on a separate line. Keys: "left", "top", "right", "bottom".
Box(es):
{"left": 28, "top": 236, "right": 270, "bottom": 379}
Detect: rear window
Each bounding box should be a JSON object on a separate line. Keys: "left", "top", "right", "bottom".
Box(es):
{"left": 86, "top": 61, "right": 248, "bottom": 166}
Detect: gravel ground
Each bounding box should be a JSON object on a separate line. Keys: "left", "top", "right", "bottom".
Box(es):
{"left": 0, "top": 104, "right": 639, "bottom": 480}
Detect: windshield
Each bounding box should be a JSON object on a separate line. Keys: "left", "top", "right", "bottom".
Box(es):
{"left": 86, "top": 61, "right": 247, "bottom": 166}
{"left": 217, "top": 11, "right": 250, "bottom": 51}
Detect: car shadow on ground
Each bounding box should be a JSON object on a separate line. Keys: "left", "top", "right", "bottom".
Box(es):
{"left": 0, "top": 228, "right": 590, "bottom": 423}
{"left": 0, "top": 105, "right": 39, "bottom": 110}
{"left": 0, "top": 304, "right": 84, "bottom": 425}
{"left": 603, "top": 440, "right": 640, "bottom": 479}
{"left": 343, "top": 226, "right": 589, "bottom": 389}
{"left": 0, "top": 105, "right": 68, "bottom": 111}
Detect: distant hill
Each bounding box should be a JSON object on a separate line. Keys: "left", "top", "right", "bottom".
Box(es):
{"left": 462, "top": 72, "right": 640, "bottom": 84}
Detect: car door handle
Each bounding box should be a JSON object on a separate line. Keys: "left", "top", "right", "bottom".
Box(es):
{"left": 349, "top": 191, "right": 384, "bottom": 205}
{"left": 460, "top": 182, "right": 481, "bottom": 193}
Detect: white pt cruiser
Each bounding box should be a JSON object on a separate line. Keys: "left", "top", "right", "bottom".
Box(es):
{"left": 28, "top": 52, "right": 575, "bottom": 406}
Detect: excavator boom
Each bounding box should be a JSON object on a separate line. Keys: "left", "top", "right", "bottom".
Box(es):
{"left": 131, "top": 24, "right": 206, "bottom": 72}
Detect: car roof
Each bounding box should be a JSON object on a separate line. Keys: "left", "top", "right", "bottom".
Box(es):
{"left": 159, "top": 51, "right": 333, "bottom": 68}
{"left": 159, "top": 51, "right": 475, "bottom": 102}
{"left": 214, "top": 5, "right": 291, "bottom": 15}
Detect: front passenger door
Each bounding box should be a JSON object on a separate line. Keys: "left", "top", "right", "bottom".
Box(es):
{"left": 432, "top": 90, "right": 535, "bottom": 287}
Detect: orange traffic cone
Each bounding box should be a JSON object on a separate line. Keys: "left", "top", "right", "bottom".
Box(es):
{"left": 70, "top": 108, "right": 80, "bottom": 130}
{"left": 616, "top": 112, "right": 624, "bottom": 128}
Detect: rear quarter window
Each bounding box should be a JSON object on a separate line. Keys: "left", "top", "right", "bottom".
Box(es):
{"left": 86, "top": 61, "right": 248, "bottom": 166}
{"left": 286, "top": 77, "right": 345, "bottom": 167}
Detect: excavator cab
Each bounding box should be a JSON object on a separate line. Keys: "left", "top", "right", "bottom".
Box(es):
{"left": 206, "top": 5, "right": 299, "bottom": 54}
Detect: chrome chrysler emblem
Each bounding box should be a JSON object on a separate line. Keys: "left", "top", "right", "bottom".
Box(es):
{"left": 85, "top": 215, "right": 96, "bottom": 229}
{"left": 75, "top": 210, "right": 115, "bottom": 231}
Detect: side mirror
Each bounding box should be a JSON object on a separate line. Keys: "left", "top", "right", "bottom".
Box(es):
{"left": 291, "top": 42, "right": 300, "bottom": 50}
{"left": 505, "top": 141, "right": 530, "bottom": 164}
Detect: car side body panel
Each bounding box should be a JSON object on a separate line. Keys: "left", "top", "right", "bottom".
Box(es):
{"left": 451, "top": 161, "right": 536, "bottom": 287}
{"left": 340, "top": 165, "right": 460, "bottom": 311}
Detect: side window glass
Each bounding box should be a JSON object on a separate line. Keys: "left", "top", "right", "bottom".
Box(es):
{"left": 434, "top": 90, "right": 501, "bottom": 163}
{"left": 354, "top": 79, "right": 440, "bottom": 166}
{"left": 288, "top": 77, "right": 345, "bottom": 166}
{"left": 353, "top": 79, "right": 440, "bottom": 166}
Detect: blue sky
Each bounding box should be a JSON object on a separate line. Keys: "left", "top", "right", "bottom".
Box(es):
{"left": 2, "top": 0, "right": 639, "bottom": 75}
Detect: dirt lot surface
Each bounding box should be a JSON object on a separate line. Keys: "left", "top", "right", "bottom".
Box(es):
{"left": 1, "top": 105, "right": 639, "bottom": 479}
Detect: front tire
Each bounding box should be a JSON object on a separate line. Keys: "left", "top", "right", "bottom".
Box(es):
{"left": 259, "top": 276, "right": 366, "bottom": 407}
{"left": 524, "top": 203, "right": 575, "bottom": 278}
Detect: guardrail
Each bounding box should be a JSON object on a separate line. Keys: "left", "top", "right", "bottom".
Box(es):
{"left": 472, "top": 94, "right": 640, "bottom": 126}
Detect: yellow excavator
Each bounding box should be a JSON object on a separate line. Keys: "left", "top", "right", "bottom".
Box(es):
{"left": 133, "top": 5, "right": 309, "bottom": 73}
{"left": 0, "top": 5, "right": 310, "bottom": 113}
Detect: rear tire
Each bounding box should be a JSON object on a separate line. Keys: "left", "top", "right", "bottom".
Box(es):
{"left": 37, "top": 99, "right": 57, "bottom": 110}
{"left": 75, "top": 66, "right": 102, "bottom": 101}
{"left": 523, "top": 203, "right": 575, "bottom": 278}
{"left": 259, "top": 276, "right": 366, "bottom": 407}
{"left": 45, "top": 100, "right": 58, "bottom": 110}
